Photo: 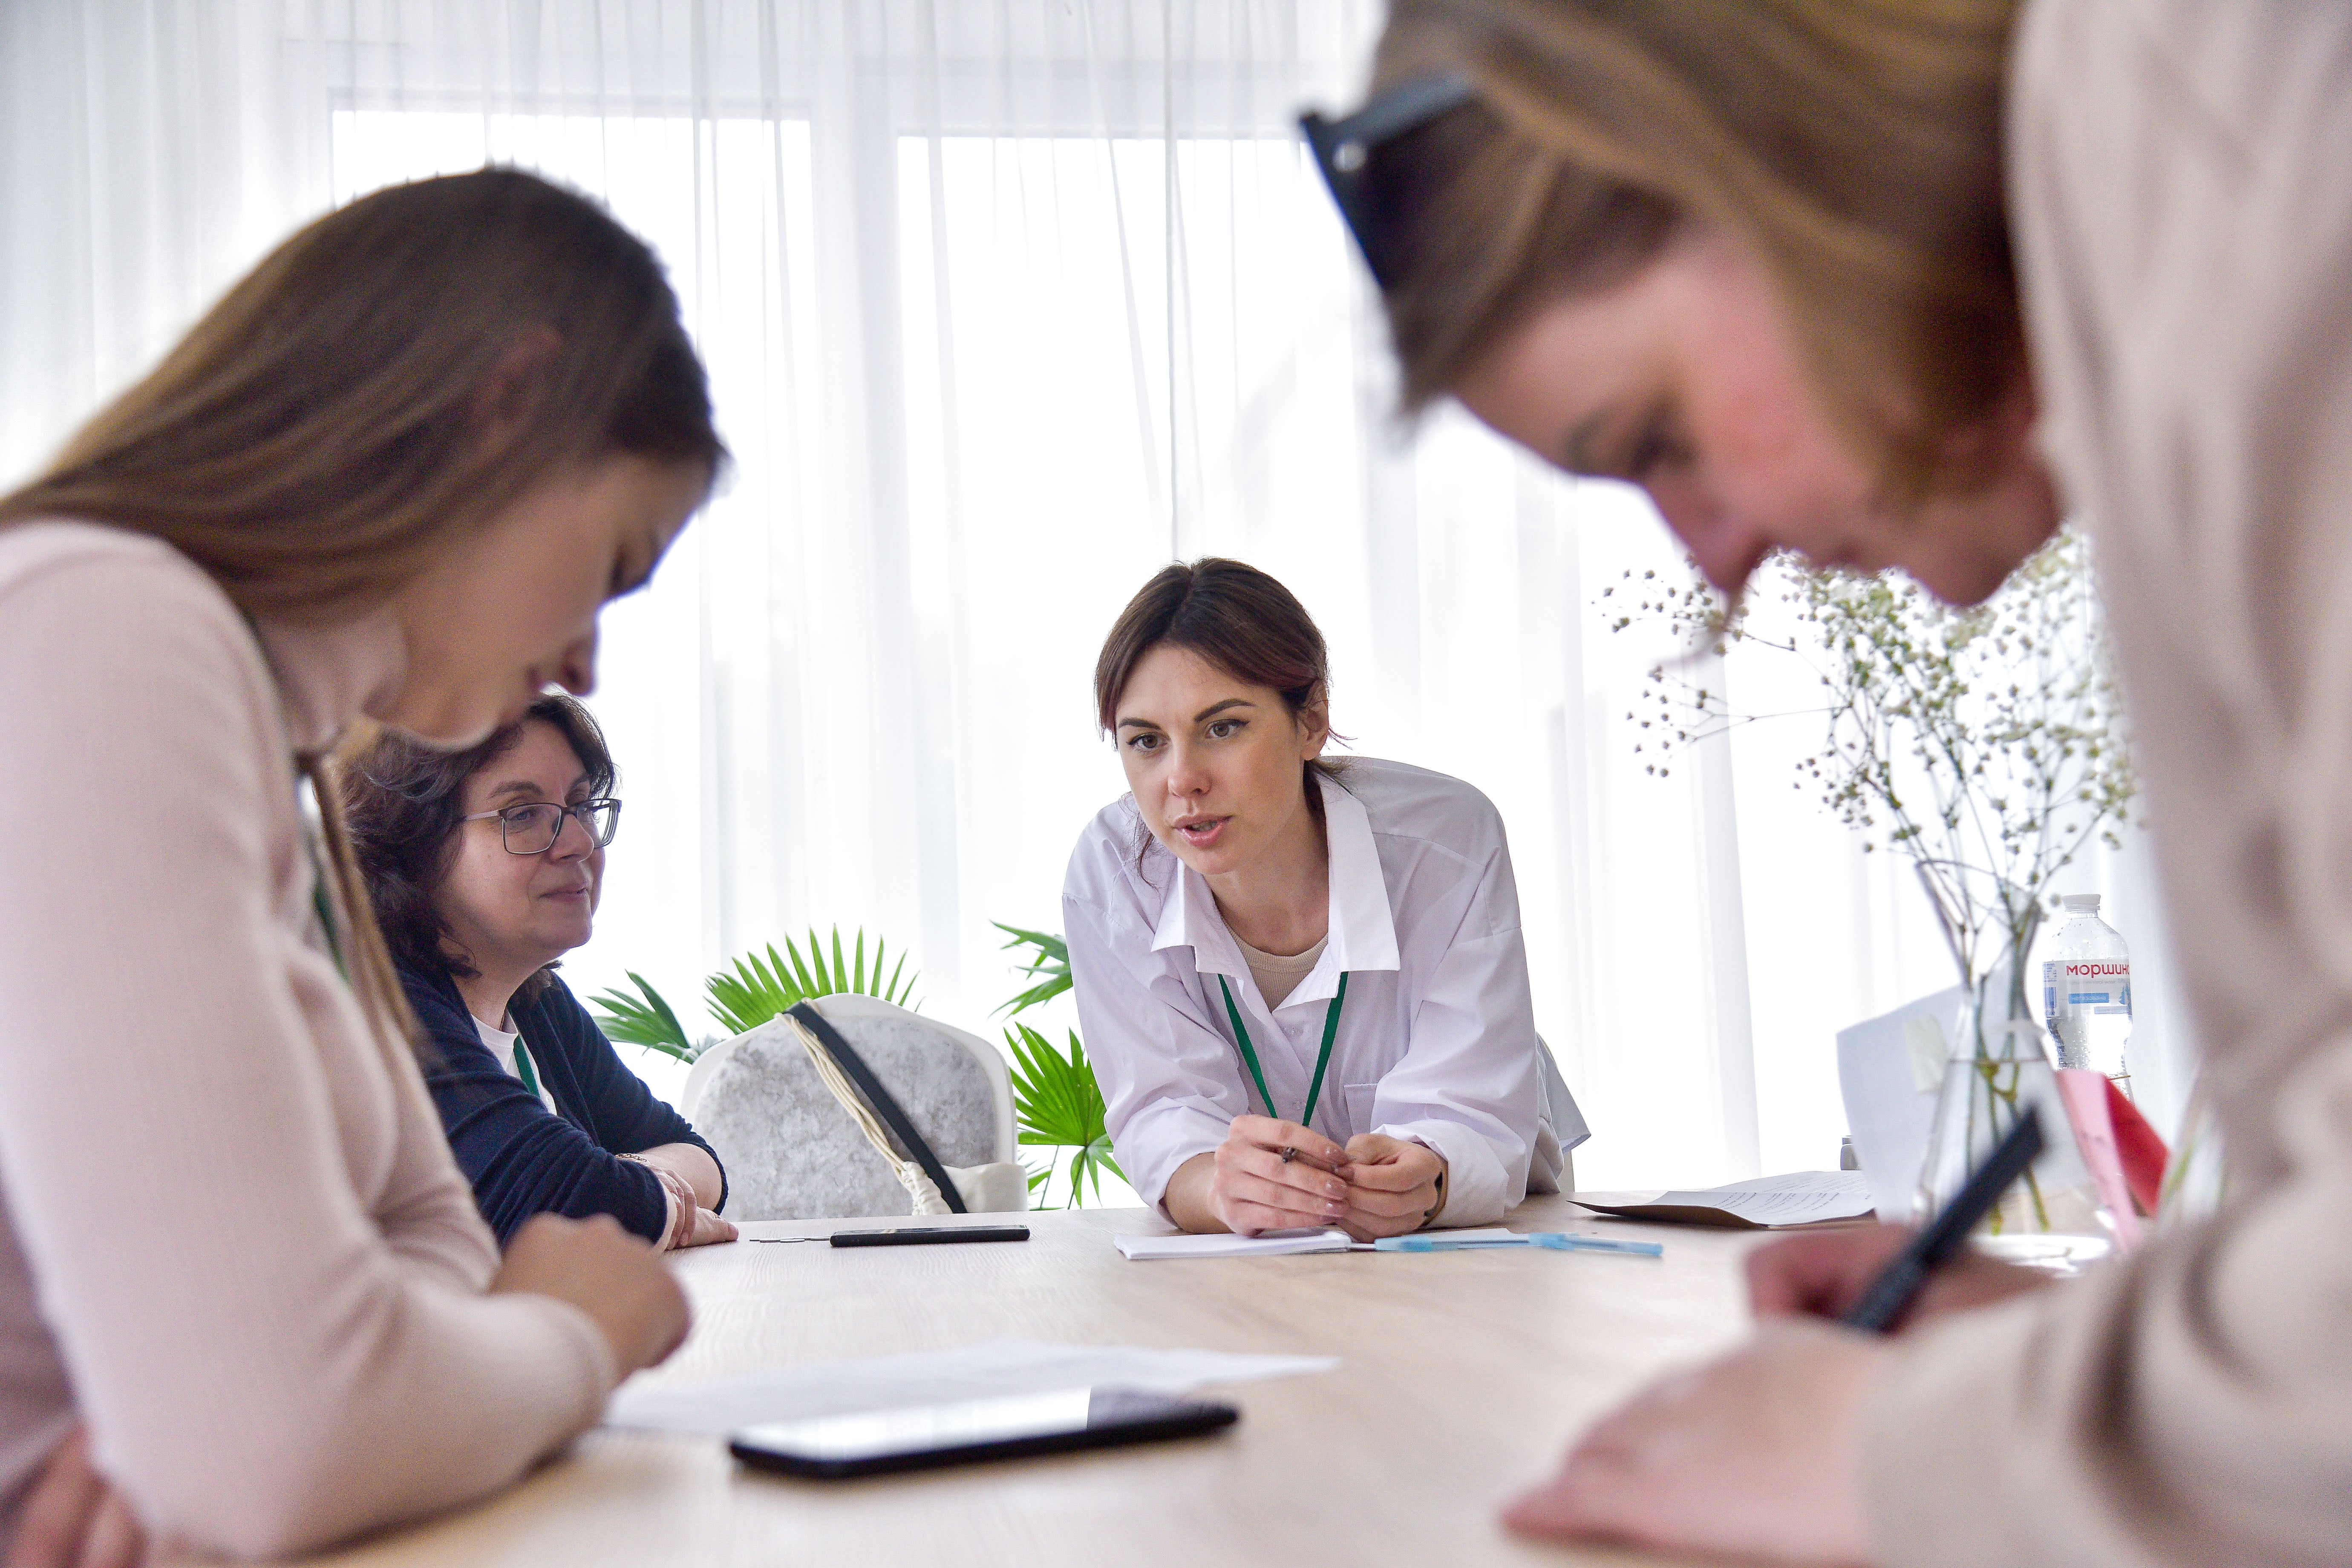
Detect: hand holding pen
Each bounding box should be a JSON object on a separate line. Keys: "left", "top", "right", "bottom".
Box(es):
{"left": 1197, "top": 1115, "right": 1358, "bottom": 1234}
{"left": 1753, "top": 1110, "right": 2056, "bottom": 1333}
{"left": 1502, "top": 1112, "right": 2061, "bottom": 1558}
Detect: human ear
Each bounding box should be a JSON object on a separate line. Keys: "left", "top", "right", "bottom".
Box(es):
{"left": 469, "top": 326, "right": 565, "bottom": 454}
{"left": 1296, "top": 689, "right": 1332, "bottom": 760}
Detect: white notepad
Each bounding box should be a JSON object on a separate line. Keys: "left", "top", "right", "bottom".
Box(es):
{"left": 1114, "top": 1227, "right": 1355, "bottom": 1260}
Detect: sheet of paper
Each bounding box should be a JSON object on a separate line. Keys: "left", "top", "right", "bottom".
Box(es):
{"left": 1114, "top": 1227, "right": 1353, "bottom": 1260}
{"left": 605, "top": 1338, "right": 1340, "bottom": 1436}
{"left": 1649, "top": 1170, "right": 1876, "bottom": 1226}
{"left": 1571, "top": 1170, "right": 1876, "bottom": 1228}
{"left": 1838, "top": 980, "right": 1973, "bottom": 1220}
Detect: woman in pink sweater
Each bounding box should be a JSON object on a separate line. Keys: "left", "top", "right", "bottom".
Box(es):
{"left": 1320, "top": 3, "right": 2352, "bottom": 1565}
{"left": 0, "top": 169, "right": 721, "bottom": 1561}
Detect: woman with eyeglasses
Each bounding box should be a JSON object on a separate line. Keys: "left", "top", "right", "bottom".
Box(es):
{"left": 1308, "top": 2, "right": 2352, "bottom": 1565}
{"left": 343, "top": 695, "right": 734, "bottom": 1254}
{"left": 0, "top": 169, "right": 717, "bottom": 1563}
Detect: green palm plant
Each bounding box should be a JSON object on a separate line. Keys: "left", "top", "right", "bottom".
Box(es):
{"left": 992, "top": 923, "right": 1071, "bottom": 1016}
{"left": 588, "top": 926, "right": 919, "bottom": 1058}
{"left": 587, "top": 971, "right": 698, "bottom": 1061}
{"left": 706, "top": 927, "right": 919, "bottom": 1037}
{"left": 1006, "top": 1022, "right": 1122, "bottom": 1208}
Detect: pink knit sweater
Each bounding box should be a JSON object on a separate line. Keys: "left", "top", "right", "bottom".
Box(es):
{"left": 0, "top": 522, "right": 616, "bottom": 1558}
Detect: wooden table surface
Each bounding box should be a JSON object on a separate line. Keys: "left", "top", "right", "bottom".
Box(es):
{"left": 301, "top": 1198, "right": 1765, "bottom": 1568}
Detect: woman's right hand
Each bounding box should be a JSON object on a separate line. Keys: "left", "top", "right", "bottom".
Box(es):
{"left": 1746, "top": 1225, "right": 2052, "bottom": 1329}
{"left": 490, "top": 1213, "right": 690, "bottom": 1374}
{"left": 1167, "top": 1115, "right": 1354, "bottom": 1234}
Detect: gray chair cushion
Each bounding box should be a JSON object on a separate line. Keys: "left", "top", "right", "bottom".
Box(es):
{"left": 687, "top": 999, "right": 1013, "bottom": 1222}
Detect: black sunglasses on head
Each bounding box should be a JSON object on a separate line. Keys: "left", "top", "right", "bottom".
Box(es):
{"left": 1299, "top": 74, "right": 1477, "bottom": 288}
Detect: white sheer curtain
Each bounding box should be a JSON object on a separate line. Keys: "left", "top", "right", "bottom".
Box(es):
{"left": 0, "top": 0, "right": 2193, "bottom": 1190}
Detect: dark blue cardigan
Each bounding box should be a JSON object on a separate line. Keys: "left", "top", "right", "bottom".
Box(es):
{"left": 403, "top": 961, "right": 726, "bottom": 1247}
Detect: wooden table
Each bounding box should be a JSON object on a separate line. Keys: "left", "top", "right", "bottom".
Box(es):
{"left": 304, "top": 1197, "right": 1765, "bottom": 1567}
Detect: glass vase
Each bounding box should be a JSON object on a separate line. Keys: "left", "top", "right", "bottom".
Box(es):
{"left": 2158, "top": 1072, "right": 2228, "bottom": 1230}
{"left": 1913, "top": 971, "right": 2116, "bottom": 1271}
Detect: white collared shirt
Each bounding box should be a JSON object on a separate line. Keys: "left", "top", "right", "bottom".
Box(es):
{"left": 1062, "top": 757, "right": 1586, "bottom": 1226}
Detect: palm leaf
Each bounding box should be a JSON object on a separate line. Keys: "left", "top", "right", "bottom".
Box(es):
{"left": 588, "top": 972, "right": 701, "bottom": 1062}
{"left": 705, "top": 927, "right": 921, "bottom": 1037}
{"left": 992, "top": 922, "right": 1072, "bottom": 1016}
{"left": 1005, "top": 1023, "right": 1121, "bottom": 1208}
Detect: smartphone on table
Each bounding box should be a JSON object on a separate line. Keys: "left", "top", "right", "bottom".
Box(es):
{"left": 729, "top": 1386, "right": 1237, "bottom": 1479}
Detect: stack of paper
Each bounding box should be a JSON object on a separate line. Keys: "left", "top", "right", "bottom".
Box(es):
{"left": 605, "top": 1339, "right": 1339, "bottom": 1436}
{"left": 1113, "top": 1227, "right": 1353, "bottom": 1261}
{"left": 1569, "top": 1170, "right": 1877, "bottom": 1229}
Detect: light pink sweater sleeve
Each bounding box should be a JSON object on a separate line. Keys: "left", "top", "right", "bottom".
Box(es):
{"left": 0, "top": 530, "right": 617, "bottom": 1559}
{"left": 1859, "top": 6, "right": 2352, "bottom": 1565}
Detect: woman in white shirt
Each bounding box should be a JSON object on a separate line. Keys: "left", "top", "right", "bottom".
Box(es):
{"left": 1063, "top": 558, "right": 1585, "bottom": 1238}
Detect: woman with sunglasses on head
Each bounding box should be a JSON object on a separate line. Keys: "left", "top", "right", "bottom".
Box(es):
{"left": 1063, "top": 558, "right": 1586, "bottom": 1241}
{"left": 344, "top": 695, "right": 733, "bottom": 1255}
{"left": 1311, "top": 2, "right": 2352, "bottom": 1565}
{"left": 0, "top": 169, "right": 720, "bottom": 1564}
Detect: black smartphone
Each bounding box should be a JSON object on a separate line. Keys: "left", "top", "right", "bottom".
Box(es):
{"left": 729, "top": 1387, "right": 1238, "bottom": 1479}
{"left": 829, "top": 1225, "right": 1030, "bottom": 1248}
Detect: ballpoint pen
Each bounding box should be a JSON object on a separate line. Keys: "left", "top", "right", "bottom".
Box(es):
{"left": 1842, "top": 1106, "right": 2044, "bottom": 1333}
{"left": 1373, "top": 1231, "right": 1663, "bottom": 1257}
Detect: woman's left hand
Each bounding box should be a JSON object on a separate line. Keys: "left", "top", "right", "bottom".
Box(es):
{"left": 1335, "top": 1133, "right": 1445, "bottom": 1240}
{"left": 1501, "top": 1318, "right": 1891, "bottom": 1564}
{"left": 6, "top": 1425, "right": 144, "bottom": 1568}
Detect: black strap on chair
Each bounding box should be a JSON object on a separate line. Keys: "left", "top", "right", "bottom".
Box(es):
{"left": 787, "top": 1001, "right": 968, "bottom": 1214}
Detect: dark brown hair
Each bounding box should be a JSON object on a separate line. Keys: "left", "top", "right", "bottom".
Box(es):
{"left": 0, "top": 167, "right": 719, "bottom": 1053}
{"left": 1366, "top": 0, "right": 2023, "bottom": 501}
{"left": 1095, "top": 559, "right": 1348, "bottom": 845}
{"left": 340, "top": 695, "right": 617, "bottom": 995}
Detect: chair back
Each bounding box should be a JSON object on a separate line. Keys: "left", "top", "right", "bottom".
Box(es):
{"left": 682, "top": 995, "right": 1016, "bottom": 1221}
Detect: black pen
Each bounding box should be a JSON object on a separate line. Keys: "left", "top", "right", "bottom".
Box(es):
{"left": 1842, "top": 1107, "right": 2045, "bottom": 1334}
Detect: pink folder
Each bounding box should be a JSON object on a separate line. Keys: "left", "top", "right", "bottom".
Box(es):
{"left": 2055, "top": 1070, "right": 2170, "bottom": 1252}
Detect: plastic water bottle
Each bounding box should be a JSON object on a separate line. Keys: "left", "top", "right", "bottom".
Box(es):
{"left": 2042, "top": 894, "right": 2133, "bottom": 1093}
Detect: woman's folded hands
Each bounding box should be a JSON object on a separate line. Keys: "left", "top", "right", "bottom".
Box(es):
{"left": 1166, "top": 1115, "right": 1448, "bottom": 1241}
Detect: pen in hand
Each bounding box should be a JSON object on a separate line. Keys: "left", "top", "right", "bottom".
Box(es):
{"left": 1278, "top": 1144, "right": 1352, "bottom": 1178}
{"left": 1841, "top": 1106, "right": 2046, "bottom": 1335}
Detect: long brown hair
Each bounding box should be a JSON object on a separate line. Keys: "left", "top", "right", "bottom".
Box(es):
{"left": 1096, "top": 559, "right": 1348, "bottom": 869}
{"left": 0, "top": 167, "right": 723, "bottom": 1052}
{"left": 1365, "top": 0, "right": 2023, "bottom": 500}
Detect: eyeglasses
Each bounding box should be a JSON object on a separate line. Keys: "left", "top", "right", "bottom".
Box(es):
{"left": 459, "top": 798, "right": 623, "bottom": 856}
{"left": 1299, "top": 74, "right": 1477, "bottom": 289}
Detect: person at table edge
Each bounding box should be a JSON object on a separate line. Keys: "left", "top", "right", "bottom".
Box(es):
{"left": 1063, "top": 557, "right": 1588, "bottom": 1238}
{"left": 343, "top": 693, "right": 734, "bottom": 1252}
{"left": 1333, "top": 2, "right": 2352, "bottom": 1564}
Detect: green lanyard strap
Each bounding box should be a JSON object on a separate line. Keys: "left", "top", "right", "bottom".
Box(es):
{"left": 512, "top": 1039, "right": 542, "bottom": 1100}
{"left": 1216, "top": 971, "right": 1349, "bottom": 1130}
{"left": 300, "top": 816, "right": 347, "bottom": 981}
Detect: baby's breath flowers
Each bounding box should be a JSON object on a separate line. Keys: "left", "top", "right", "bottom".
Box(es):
{"left": 1607, "top": 529, "right": 2137, "bottom": 1018}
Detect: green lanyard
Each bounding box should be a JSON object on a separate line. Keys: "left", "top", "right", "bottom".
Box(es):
{"left": 511, "top": 1038, "right": 542, "bottom": 1100}
{"left": 294, "top": 775, "right": 348, "bottom": 983}
{"left": 1216, "top": 971, "right": 1349, "bottom": 1129}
